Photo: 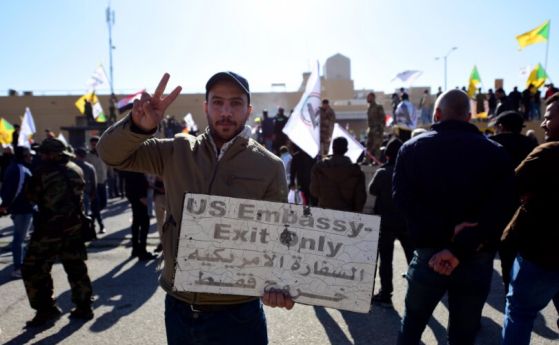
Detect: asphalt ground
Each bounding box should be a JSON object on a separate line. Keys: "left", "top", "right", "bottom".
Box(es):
{"left": 0, "top": 197, "right": 557, "bottom": 345}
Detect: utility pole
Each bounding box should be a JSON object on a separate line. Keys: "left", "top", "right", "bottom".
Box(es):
{"left": 106, "top": 4, "right": 115, "bottom": 95}
{"left": 435, "top": 47, "right": 458, "bottom": 91}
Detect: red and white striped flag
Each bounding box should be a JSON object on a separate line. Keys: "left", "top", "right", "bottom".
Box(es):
{"left": 117, "top": 90, "right": 145, "bottom": 114}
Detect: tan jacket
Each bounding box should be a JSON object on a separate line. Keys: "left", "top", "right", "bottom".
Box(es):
{"left": 97, "top": 116, "right": 288, "bottom": 304}
{"left": 85, "top": 151, "right": 107, "bottom": 184}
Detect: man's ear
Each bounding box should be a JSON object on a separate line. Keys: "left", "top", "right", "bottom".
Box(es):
{"left": 433, "top": 108, "right": 442, "bottom": 123}
{"left": 243, "top": 104, "right": 253, "bottom": 122}
{"left": 466, "top": 112, "right": 471, "bottom": 122}
{"left": 203, "top": 101, "right": 208, "bottom": 114}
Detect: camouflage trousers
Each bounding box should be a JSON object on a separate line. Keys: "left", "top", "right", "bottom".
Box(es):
{"left": 366, "top": 127, "right": 384, "bottom": 159}
{"left": 22, "top": 232, "right": 93, "bottom": 311}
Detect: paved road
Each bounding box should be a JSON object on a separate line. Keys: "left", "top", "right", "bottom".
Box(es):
{"left": 0, "top": 198, "right": 557, "bottom": 344}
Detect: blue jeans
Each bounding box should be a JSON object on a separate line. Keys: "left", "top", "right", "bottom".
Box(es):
{"left": 398, "top": 249, "right": 494, "bottom": 345}
{"left": 164, "top": 295, "right": 268, "bottom": 345}
{"left": 502, "top": 255, "right": 559, "bottom": 345}
{"left": 11, "top": 213, "right": 33, "bottom": 270}
{"left": 90, "top": 183, "right": 107, "bottom": 229}
{"left": 83, "top": 193, "right": 91, "bottom": 215}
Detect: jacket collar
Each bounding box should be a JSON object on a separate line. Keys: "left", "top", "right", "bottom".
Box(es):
{"left": 206, "top": 125, "right": 252, "bottom": 161}
{"left": 431, "top": 120, "right": 481, "bottom": 134}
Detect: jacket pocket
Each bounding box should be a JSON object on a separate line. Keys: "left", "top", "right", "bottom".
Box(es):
{"left": 225, "top": 175, "right": 268, "bottom": 199}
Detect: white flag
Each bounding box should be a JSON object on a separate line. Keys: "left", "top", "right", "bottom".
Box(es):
{"left": 18, "top": 107, "right": 36, "bottom": 148}
{"left": 184, "top": 113, "right": 198, "bottom": 132}
{"left": 57, "top": 133, "right": 68, "bottom": 145}
{"left": 392, "top": 70, "right": 423, "bottom": 84}
{"left": 328, "top": 123, "right": 365, "bottom": 163}
{"left": 93, "top": 102, "right": 105, "bottom": 120}
{"left": 282, "top": 61, "right": 321, "bottom": 158}
{"left": 86, "top": 64, "right": 109, "bottom": 90}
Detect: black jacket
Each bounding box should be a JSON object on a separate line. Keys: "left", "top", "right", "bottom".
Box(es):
{"left": 393, "top": 120, "right": 516, "bottom": 259}
{"left": 489, "top": 132, "right": 537, "bottom": 168}
{"left": 369, "top": 163, "right": 406, "bottom": 230}
{"left": 122, "top": 171, "right": 148, "bottom": 200}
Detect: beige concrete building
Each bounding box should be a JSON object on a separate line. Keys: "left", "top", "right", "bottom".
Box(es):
{"left": 0, "top": 53, "right": 544, "bottom": 148}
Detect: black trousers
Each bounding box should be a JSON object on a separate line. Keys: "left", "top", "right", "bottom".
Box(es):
{"left": 129, "top": 197, "right": 150, "bottom": 255}
{"left": 378, "top": 225, "right": 414, "bottom": 296}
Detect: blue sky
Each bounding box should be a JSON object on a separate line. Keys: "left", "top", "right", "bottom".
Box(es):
{"left": 1, "top": 0, "right": 557, "bottom": 96}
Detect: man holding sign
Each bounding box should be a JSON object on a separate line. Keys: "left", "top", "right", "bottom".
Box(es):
{"left": 97, "top": 72, "right": 292, "bottom": 345}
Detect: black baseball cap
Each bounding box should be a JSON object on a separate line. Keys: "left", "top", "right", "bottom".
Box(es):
{"left": 489, "top": 111, "right": 525, "bottom": 133}
{"left": 205, "top": 71, "right": 250, "bottom": 103}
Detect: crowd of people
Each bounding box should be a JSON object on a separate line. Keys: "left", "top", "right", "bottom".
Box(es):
{"left": 0, "top": 134, "right": 170, "bottom": 325}
{"left": 0, "top": 70, "right": 557, "bottom": 345}
{"left": 474, "top": 83, "right": 559, "bottom": 120}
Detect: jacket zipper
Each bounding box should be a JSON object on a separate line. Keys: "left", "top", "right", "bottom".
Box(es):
{"left": 193, "top": 146, "right": 220, "bottom": 305}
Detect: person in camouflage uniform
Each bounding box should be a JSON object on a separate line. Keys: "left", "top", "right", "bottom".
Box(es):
{"left": 319, "top": 99, "right": 336, "bottom": 157}
{"left": 22, "top": 138, "right": 94, "bottom": 327}
{"left": 366, "top": 92, "right": 386, "bottom": 160}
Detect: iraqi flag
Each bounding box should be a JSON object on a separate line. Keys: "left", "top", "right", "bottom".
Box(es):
{"left": 117, "top": 90, "right": 144, "bottom": 114}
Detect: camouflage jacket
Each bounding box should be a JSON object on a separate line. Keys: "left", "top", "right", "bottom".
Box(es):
{"left": 26, "top": 157, "right": 85, "bottom": 236}
{"left": 367, "top": 102, "right": 385, "bottom": 130}
{"left": 319, "top": 107, "right": 336, "bottom": 137}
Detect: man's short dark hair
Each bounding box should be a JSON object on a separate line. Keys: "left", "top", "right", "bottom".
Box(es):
{"left": 492, "top": 111, "right": 524, "bottom": 134}
{"left": 402, "top": 93, "right": 409, "bottom": 101}
{"left": 322, "top": 99, "right": 330, "bottom": 105}
{"left": 385, "top": 138, "right": 403, "bottom": 162}
{"left": 332, "top": 137, "right": 348, "bottom": 155}
{"left": 75, "top": 147, "right": 87, "bottom": 157}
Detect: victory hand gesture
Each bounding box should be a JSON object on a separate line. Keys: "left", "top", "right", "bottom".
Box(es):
{"left": 131, "top": 73, "right": 182, "bottom": 131}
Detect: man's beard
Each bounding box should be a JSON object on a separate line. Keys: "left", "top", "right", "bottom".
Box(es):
{"left": 209, "top": 119, "right": 244, "bottom": 143}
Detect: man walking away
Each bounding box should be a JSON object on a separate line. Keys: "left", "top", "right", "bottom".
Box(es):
{"left": 310, "top": 137, "right": 366, "bottom": 212}
{"left": 86, "top": 136, "right": 107, "bottom": 234}
{"left": 369, "top": 138, "right": 414, "bottom": 307}
{"left": 122, "top": 170, "right": 156, "bottom": 261}
{"left": 489, "top": 111, "right": 537, "bottom": 293}
{"left": 393, "top": 90, "right": 516, "bottom": 345}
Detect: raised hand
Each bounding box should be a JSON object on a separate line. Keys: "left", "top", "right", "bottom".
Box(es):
{"left": 131, "top": 73, "right": 182, "bottom": 131}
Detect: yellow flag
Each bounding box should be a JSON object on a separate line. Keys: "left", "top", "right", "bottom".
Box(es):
{"left": 516, "top": 20, "right": 550, "bottom": 49}
{"left": 75, "top": 93, "right": 99, "bottom": 114}
{"left": 526, "top": 64, "right": 548, "bottom": 89}
{"left": 0, "top": 118, "right": 15, "bottom": 145}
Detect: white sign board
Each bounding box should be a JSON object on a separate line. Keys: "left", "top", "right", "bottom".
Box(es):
{"left": 173, "top": 193, "right": 380, "bottom": 313}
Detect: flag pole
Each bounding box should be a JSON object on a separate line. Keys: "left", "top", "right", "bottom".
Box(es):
{"left": 544, "top": 20, "right": 550, "bottom": 72}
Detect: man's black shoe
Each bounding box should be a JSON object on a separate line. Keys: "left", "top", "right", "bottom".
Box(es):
{"left": 138, "top": 252, "right": 156, "bottom": 261}
{"left": 25, "top": 306, "right": 62, "bottom": 328}
{"left": 69, "top": 307, "right": 94, "bottom": 320}
{"left": 371, "top": 293, "right": 393, "bottom": 308}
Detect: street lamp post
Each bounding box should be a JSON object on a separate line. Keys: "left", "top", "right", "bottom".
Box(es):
{"left": 106, "top": 5, "right": 116, "bottom": 95}
{"left": 435, "top": 47, "right": 458, "bottom": 91}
